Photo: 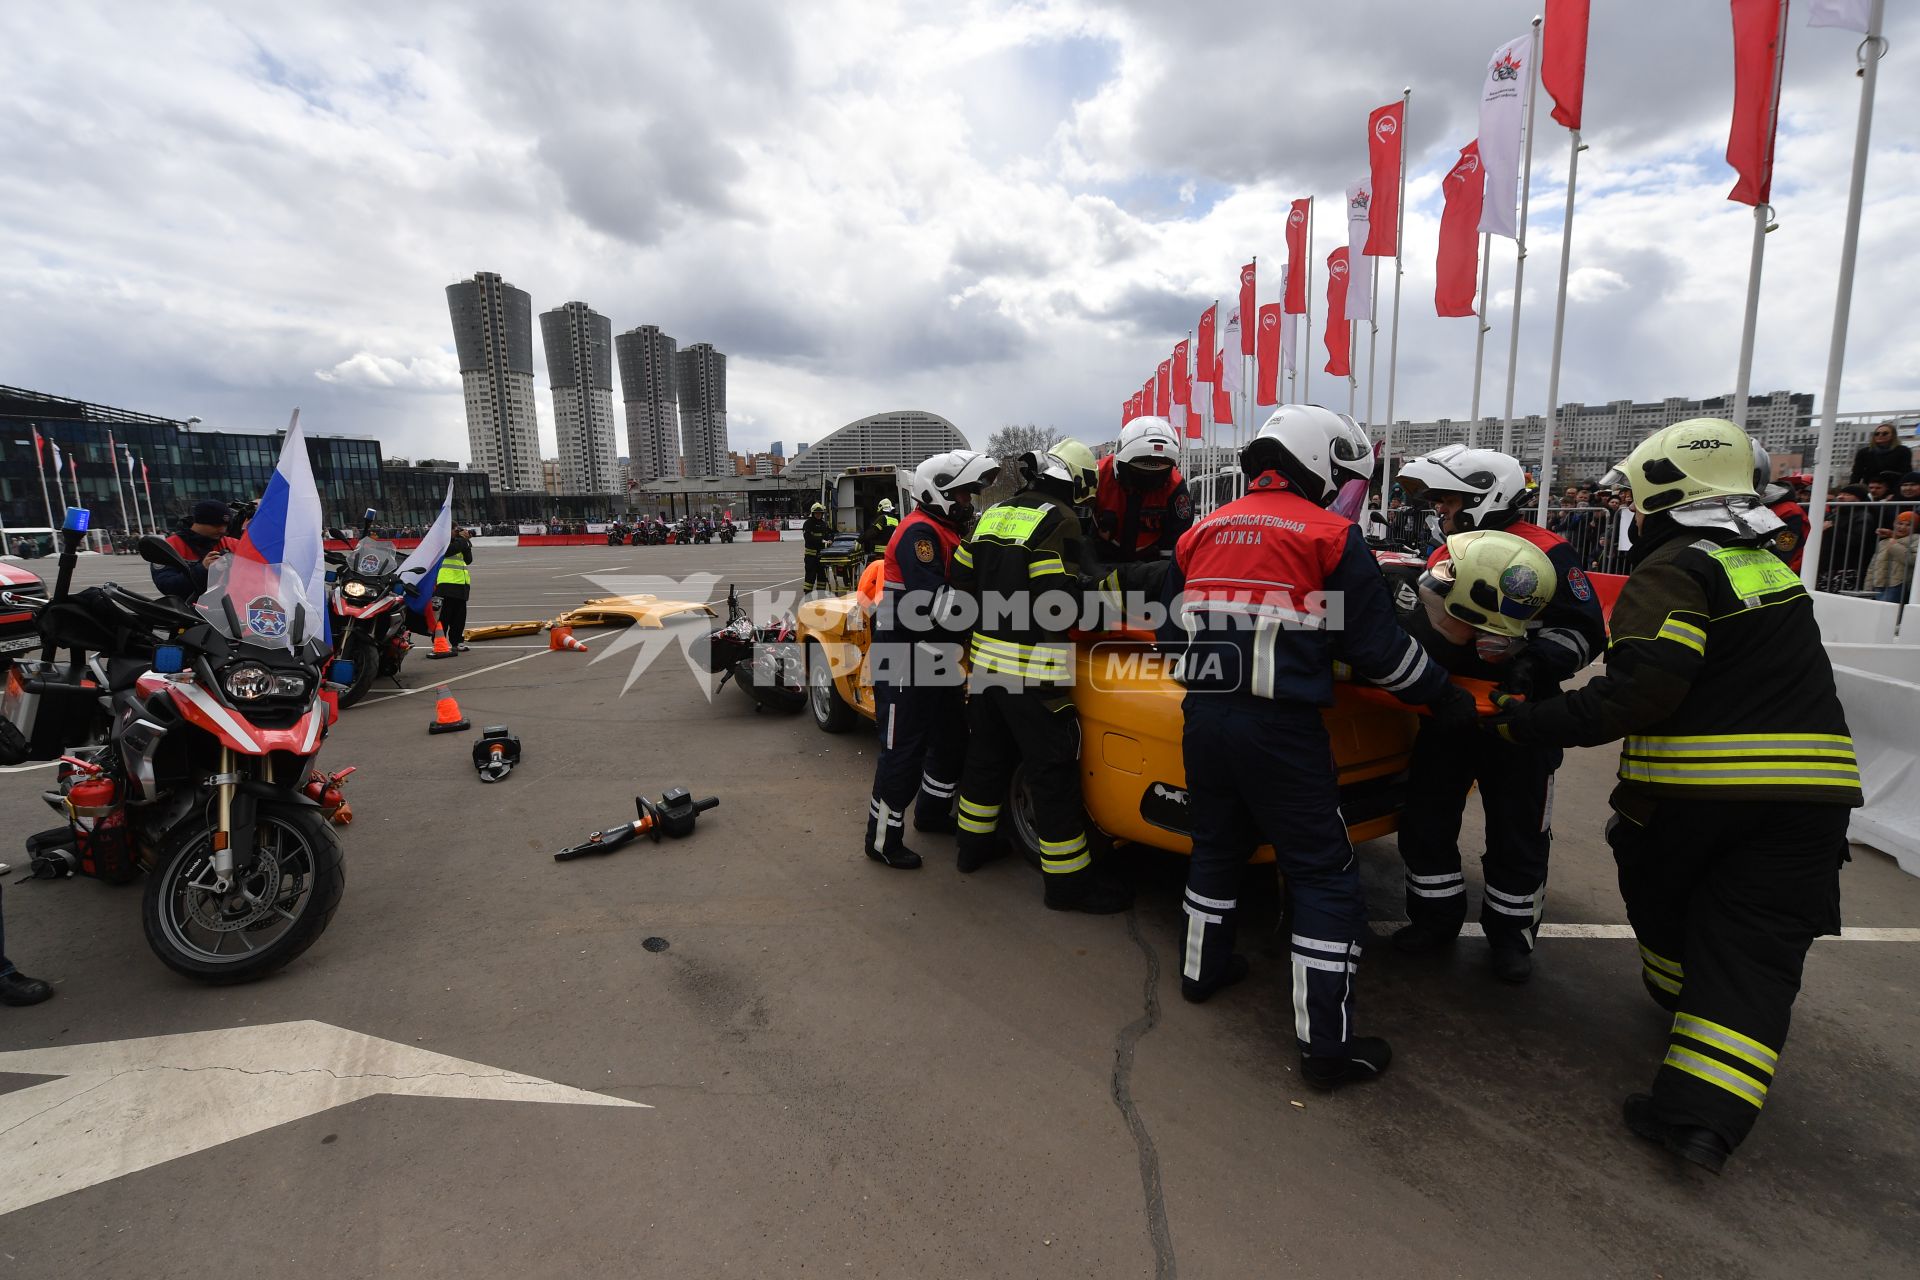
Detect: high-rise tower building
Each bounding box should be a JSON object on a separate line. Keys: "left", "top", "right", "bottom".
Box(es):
{"left": 539, "top": 301, "right": 618, "bottom": 494}
{"left": 614, "top": 325, "right": 678, "bottom": 483}
{"left": 674, "top": 342, "right": 728, "bottom": 478}
{"left": 446, "top": 271, "right": 542, "bottom": 491}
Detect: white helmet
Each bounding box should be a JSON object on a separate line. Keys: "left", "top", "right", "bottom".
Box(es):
{"left": 1397, "top": 444, "right": 1529, "bottom": 531}
{"left": 911, "top": 450, "right": 1000, "bottom": 520}
{"left": 1116, "top": 418, "right": 1179, "bottom": 471}
{"left": 1751, "top": 438, "right": 1789, "bottom": 503}
{"left": 1239, "top": 405, "right": 1373, "bottom": 506}
{"left": 877, "top": 498, "right": 895, "bottom": 514}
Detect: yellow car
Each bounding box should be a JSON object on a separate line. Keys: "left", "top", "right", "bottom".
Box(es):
{"left": 794, "top": 592, "right": 1421, "bottom": 863}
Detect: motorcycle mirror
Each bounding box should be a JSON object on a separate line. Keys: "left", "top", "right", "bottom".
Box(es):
{"left": 137, "top": 534, "right": 192, "bottom": 574}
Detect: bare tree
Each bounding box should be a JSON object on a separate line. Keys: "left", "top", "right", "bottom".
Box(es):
{"left": 980, "top": 423, "right": 1060, "bottom": 505}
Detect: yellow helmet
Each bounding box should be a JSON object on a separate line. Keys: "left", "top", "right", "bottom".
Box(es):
{"left": 1421, "top": 530, "right": 1557, "bottom": 638}
{"left": 1024, "top": 438, "right": 1099, "bottom": 505}
{"left": 1611, "top": 418, "right": 1756, "bottom": 514}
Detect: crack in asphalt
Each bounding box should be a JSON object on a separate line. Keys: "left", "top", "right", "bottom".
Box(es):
{"left": 1111, "top": 908, "right": 1177, "bottom": 1280}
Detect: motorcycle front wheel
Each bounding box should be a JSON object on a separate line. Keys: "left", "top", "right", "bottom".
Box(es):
{"left": 142, "top": 802, "right": 346, "bottom": 984}
{"left": 335, "top": 634, "right": 379, "bottom": 708}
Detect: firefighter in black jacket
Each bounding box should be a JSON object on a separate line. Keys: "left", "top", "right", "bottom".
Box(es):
{"left": 802, "top": 502, "right": 831, "bottom": 593}
{"left": 1492, "top": 419, "right": 1861, "bottom": 1173}
{"left": 863, "top": 452, "right": 1000, "bottom": 870}
{"left": 1391, "top": 445, "right": 1607, "bottom": 983}
{"left": 860, "top": 498, "right": 901, "bottom": 559}
{"left": 949, "top": 439, "right": 1131, "bottom": 913}
{"left": 1159, "top": 406, "right": 1478, "bottom": 1088}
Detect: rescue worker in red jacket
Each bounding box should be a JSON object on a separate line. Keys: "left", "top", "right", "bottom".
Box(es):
{"left": 1753, "top": 441, "right": 1808, "bottom": 572}
{"left": 1093, "top": 418, "right": 1193, "bottom": 563}
{"left": 1158, "top": 405, "right": 1478, "bottom": 1088}
{"left": 1391, "top": 445, "right": 1607, "bottom": 983}
{"left": 863, "top": 452, "right": 1000, "bottom": 870}
{"left": 1490, "top": 419, "right": 1858, "bottom": 1173}
{"left": 153, "top": 499, "right": 240, "bottom": 601}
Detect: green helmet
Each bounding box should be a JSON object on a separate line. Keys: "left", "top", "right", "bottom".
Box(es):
{"left": 1024, "top": 438, "right": 1099, "bottom": 505}
{"left": 1421, "top": 530, "right": 1557, "bottom": 638}
{"left": 1611, "top": 419, "right": 1756, "bottom": 514}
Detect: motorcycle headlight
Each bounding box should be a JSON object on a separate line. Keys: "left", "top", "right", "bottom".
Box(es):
{"left": 271, "top": 673, "right": 307, "bottom": 697}
{"left": 224, "top": 663, "right": 273, "bottom": 701}
{"left": 344, "top": 581, "right": 369, "bottom": 599}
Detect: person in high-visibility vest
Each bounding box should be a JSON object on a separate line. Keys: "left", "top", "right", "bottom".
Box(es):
{"left": 434, "top": 529, "right": 475, "bottom": 651}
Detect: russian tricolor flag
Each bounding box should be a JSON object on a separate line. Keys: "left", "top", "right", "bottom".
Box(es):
{"left": 232, "top": 410, "right": 328, "bottom": 643}
{"left": 397, "top": 480, "right": 455, "bottom": 613}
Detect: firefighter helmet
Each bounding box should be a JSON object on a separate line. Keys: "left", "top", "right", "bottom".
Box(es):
{"left": 1021, "top": 439, "right": 1099, "bottom": 505}
{"left": 1397, "top": 444, "right": 1529, "bottom": 531}
{"left": 1419, "top": 530, "right": 1557, "bottom": 638}
{"left": 910, "top": 450, "right": 1000, "bottom": 520}
{"left": 1116, "top": 418, "right": 1180, "bottom": 472}
{"left": 1610, "top": 419, "right": 1757, "bottom": 514}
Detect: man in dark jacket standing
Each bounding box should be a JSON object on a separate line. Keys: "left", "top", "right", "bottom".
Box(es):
{"left": 1492, "top": 419, "right": 1860, "bottom": 1174}
{"left": 153, "top": 500, "right": 239, "bottom": 601}
{"left": 802, "top": 503, "right": 831, "bottom": 593}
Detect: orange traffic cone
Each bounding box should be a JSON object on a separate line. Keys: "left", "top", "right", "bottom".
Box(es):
{"left": 428, "top": 621, "right": 454, "bottom": 659}
{"left": 428, "top": 685, "right": 470, "bottom": 734}
{"left": 550, "top": 625, "right": 590, "bottom": 653}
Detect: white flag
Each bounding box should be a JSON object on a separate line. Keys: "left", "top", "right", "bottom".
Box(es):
{"left": 1478, "top": 33, "right": 1531, "bottom": 239}
{"left": 1345, "top": 180, "right": 1374, "bottom": 322}
{"left": 1807, "top": 0, "right": 1873, "bottom": 31}
{"left": 1222, "top": 306, "right": 1244, "bottom": 427}
{"left": 1279, "top": 267, "right": 1297, "bottom": 376}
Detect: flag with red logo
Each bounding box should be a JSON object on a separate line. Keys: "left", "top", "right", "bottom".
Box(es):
{"left": 1323, "top": 248, "right": 1352, "bottom": 378}
{"left": 1255, "top": 303, "right": 1283, "bottom": 406}
{"left": 1142, "top": 375, "right": 1157, "bottom": 416}
{"left": 1155, "top": 359, "right": 1172, "bottom": 417}
{"left": 1197, "top": 305, "right": 1218, "bottom": 384}
{"left": 1479, "top": 33, "right": 1531, "bottom": 238}
{"left": 1283, "top": 200, "right": 1310, "bottom": 313}
{"left": 1728, "top": 0, "right": 1786, "bottom": 207}
{"left": 1345, "top": 180, "right": 1374, "bottom": 323}
{"left": 1172, "top": 338, "right": 1192, "bottom": 413}
{"left": 1543, "top": 0, "right": 1590, "bottom": 131}
{"left": 1365, "top": 101, "right": 1404, "bottom": 256}
{"left": 1237, "top": 261, "right": 1257, "bottom": 354}
{"left": 1437, "top": 141, "right": 1484, "bottom": 317}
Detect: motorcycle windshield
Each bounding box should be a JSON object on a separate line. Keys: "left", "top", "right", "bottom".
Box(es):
{"left": 348, "top": 539, "right": 402, "bottom": 577}
{"left": 197, "top": 554, "right": 316, "bottom": 651}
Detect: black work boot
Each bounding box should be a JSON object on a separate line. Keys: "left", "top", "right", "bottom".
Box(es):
{"left": 913, "top": 807, "right": 956, "bottom": 835}
{"left": 864, "top": 803, "right": 923, "bottom": 870}
{"left": 1391, "top": 918, "right": 1462, "bottom": 954}
{"left": 1181, "top": 954, "right": 1251, "bottom": 1004}
{"left": 0, "top": 970, "right": 54, "bottom": 1007}
{"left": 955, "top": 837, "right": 1006, "bottom": 873}
{"left": 1623, "top": 1094, "right": 1731, "bottom": 1174}
{"left": 1301, "top": 1036, "right": 1393, "bottom": 1090}
{"left": 1489, "top": 945, "right": 1534, "bottom": 985}
{"left": 1043, "top": 869, "right": 1133, "bottom": 914}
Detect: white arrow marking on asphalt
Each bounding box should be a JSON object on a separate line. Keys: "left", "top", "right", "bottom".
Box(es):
{"left": 0, "top": 1020, "right": 645, "bottom": 1218}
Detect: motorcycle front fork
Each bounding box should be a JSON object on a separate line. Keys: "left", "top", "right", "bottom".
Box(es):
{"left": 210, "top": 745, "right": 237, "bottom": 890}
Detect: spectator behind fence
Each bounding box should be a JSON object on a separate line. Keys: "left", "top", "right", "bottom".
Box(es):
{"left": 1866, "top": 511, "right": 1916, "bottom": 604}
{"left": 1849, "top": 423, "right": 1912, "bottom": 485}
{"left": 1820, "top": 485, "right": 1878, "bottom": 592}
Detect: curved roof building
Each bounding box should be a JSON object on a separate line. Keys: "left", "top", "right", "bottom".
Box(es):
{"left": 783, "top": 410, "right": 969, "bottom": 477}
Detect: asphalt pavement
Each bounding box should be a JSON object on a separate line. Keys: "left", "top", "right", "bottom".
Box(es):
{"left": 1, "top": 542, "right": 1916, "bottom": 1279}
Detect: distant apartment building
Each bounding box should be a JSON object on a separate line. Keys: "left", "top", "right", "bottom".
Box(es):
{"left": 675, "top": 342, "right": 728, "bottom": 477}
{"left": 539, "top": 301, "right": 619, "bottom": 495}
{"left": 446, "top": 272, "right": 542, "bottom": 491}
{"left": 615, "top": 324, "right": 678, "bottom": 483}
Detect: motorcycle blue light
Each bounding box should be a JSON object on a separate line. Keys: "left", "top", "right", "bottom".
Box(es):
{"left": 153, "top": 644, "right": 186, "bottom": 675}
{"left": 330, "top": 658, "right": 357, "bottom": 687}
{"left": 63, "top": 507, "right": 91, "bottom": 533}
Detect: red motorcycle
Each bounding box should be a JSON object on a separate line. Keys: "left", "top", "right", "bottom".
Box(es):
{"left": 1, "top": 534, "right": 350, "bottom": 984}
{"left": 325, "top": 537, "right": 412, "bottom": 707}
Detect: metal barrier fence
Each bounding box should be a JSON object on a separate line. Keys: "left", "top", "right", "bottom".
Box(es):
{"left": 1810, "top": 498, "right": 1917, "bottom": 600}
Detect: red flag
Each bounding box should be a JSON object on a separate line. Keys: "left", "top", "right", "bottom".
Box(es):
{"left": 1172, "top": 339, "right": 1192, "bottom": 411}
{"left": 1323, "top": 248, "right": 1352, "bottom": 378}
{"left": 1283, "top": 200, "right": 1310, "bottom": 313}
{"left": 1365, "top": 102, "right": 1404, "bottom": 256}
{"left": 1237, "top": 262, "right": 1257, "bottom": 354}
{"left": 1155, "top": 359, "right": 1172, "bottom": 415}
{"left": 1197, "top": 305, "right": 1217, "bottom": 383}
{"left": 31, "top": 426, "right": 44, "bottom": 464}
{"left": 1543, "top": 0, "right": 1591, "bottom": 131}
{"left": 1435, "top": 142, "right": 1484, "bottom": 318}
{"left": 1728, "top": 0, "right": 1786, "bottom": 207}
{"left": 1213, "top": 370, "right": 1232, "bottom": 424}
{"left": 1255, "top": 304, "right": 1283, "bottom": 406}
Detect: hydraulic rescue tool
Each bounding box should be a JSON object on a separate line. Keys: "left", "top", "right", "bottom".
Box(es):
{"left": 552, "top": 788, "right": 720, "bottom": 861}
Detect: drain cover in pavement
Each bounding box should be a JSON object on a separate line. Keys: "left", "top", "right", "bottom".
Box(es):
{"left": 642, "top": 937, "right": 670, "bottom": 952}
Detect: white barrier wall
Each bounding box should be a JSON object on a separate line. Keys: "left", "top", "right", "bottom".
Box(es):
{"left": 1816, "top": 593, "right": 1920, "bottom": 875}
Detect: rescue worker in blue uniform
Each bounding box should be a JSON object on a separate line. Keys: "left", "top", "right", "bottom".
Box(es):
{"left": 1390, "top": 445, "right": 1607, "bottom": 982}
{"left": 1093, "top": 417, "right": 1193, "bottom": 562}
{"left": 950, "top": 439, "right": 1132, "bottom": 913}
{"left": 1160, "top": 405, "right": 1478, "bottom": 1088}
{"left": 863, "top": 452, "right": 1000, "bottom": 870}
{"left": 1491, "top": 419, "right": 1861, "bottom": 1173}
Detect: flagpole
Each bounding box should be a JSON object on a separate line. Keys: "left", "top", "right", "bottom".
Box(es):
{"left": 141, "top": 460, "right": 157, "bottom": 535}
{"left": 1380, "top": 86, "right": 1412, "bottom": 515}
{"left": 1302, "top": 200, "right": 1314, "bottom": 403}
{"left": 106, "top": 431, "right": 133, "bottom": 544}
{"left": 1731, "top": 0, "right": 1792, "bottom": 434}
{"left": 1501, "top": 18, "right": 1543, "bottom": 455}
{"left": 1800, "top": 0, "right": 1888, "bottom": 588}
{"left": 32, "top": 431, "right": 58, "bottom": 535}
{"left": 1537, "top": 129, "right": 1587, "bottom": 521}
{"left": 1242, "top": 256, "right": 1255, "bottom": 499}
{"left": 1469, "top": 234, "right": 1494, "bottom": 448}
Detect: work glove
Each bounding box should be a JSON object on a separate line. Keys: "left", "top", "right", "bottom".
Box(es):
{"left": 1495, "top": 651, "right": 1548, "bottom": 700}
{"left": 1426, "top": 683, "right": 1480, "bottom": 732}
{"left": 1484, "top": 689, "right": 1528, "bottom": 744}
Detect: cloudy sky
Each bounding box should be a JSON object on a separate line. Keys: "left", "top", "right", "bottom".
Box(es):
{"left": 4, "top": 1, "right": 1915, "bottom": 462}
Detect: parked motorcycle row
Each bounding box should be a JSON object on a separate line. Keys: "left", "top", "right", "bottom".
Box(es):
{"left": 605, "top": 517, "right": 737, "bottom": 546}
